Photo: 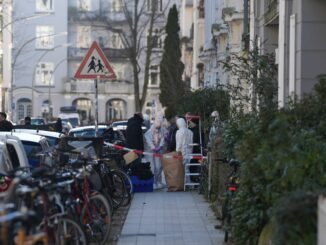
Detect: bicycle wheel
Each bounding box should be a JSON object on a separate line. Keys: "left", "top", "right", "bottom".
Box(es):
{"left": 103, "top": 170, "right": 126, "bottom": 209}
{"left": 55, "top": 217, "right": 87, "bottom": 245}
{"left": 80, "top": 194, "right": 111, "bottom": 244}
{"left": 113, "top": 169, "right": 133, "bottom": 207}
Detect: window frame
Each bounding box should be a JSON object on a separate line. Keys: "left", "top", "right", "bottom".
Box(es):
{"left": 149, "top": 65, "right": 160, "bottom": 87}
{"left": 77, "top": 0, "right": 92, "bottom": 12}
{"left": 35, "top": 25, "right": 54, "bottom": 50}
{"left": 36, "top": 0, "right": 54, "bottom": 13}
{"left": 35, "top": 62, "right": 54, "bottom": 86}
{"left": 76, "top": 25, "right": 91, "bottom": 48}
{"left": 147, "top": 0, "right": 163, "bottom": 13}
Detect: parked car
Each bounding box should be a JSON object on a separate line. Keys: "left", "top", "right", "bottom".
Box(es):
{"left": 31, "top": 117, "right": 46, "bottom": 125}
{"left": 0, "top": 135, "right": 30, "bottom": 192}
{"left": 59, "top": 114, "right": 80, "bottom": 128}
{"left": 0, "top": 134, "right": 29, "bottom": 170}
{"left": 0, "top": 132, "right": 50, "bottom": 167}
{"left": 13, "top": 129, "right": 63, "bottom": 147}
{"left": 68, "top": 125, "right": 125, "bottom": 145}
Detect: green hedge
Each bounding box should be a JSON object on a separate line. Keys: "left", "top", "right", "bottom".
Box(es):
{"left": 222, "top": 78, "right": 326, "bottom": 244}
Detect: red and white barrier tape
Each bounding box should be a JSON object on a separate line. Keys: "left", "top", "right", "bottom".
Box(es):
{"left": 105, "top": 143, "right": 207, "bottom": 160}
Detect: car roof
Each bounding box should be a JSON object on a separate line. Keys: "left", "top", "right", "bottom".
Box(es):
{"left": 0, "top": 132, "right": 46, "bottom": 143}
{"left": 13, "top": 129, "right": 62, "bottom": 138}
{"left": 69, "top": 125, "right": 108, "bottom": 133}
{"left": 112, "top": 121, "right": 127, "bottom": 124}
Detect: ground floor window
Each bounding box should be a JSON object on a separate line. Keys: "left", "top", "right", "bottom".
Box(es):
{"left": 17, "top": 98, "right": 32, "bottom": 121}
{"left": 106, "top": 99, "right": 126, "bottom": 122}
{"left": 72, "top": 98, "right": 93, "bottom": 125}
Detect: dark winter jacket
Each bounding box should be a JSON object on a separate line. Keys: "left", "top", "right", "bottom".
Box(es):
{"left": 0, "top": 120, "right": 13, "bottom": 132}
{"left": 167, "top": 123, "right": 178, "bottom": 152}
{"left": 126, "top": 114, "right": 144, "bottom": 152}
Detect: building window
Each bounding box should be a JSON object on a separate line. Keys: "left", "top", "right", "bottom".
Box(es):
{"left": 17, "top": 98, "right": 32, "bottom": 121}
{"left": 35, "top": 62, "right": 54, "bottom": 86}
{"left": 147, "top": 29, "right": 162, "bottom": 48}
{"left": 112, "top": 0, "right": 123, "bottom": 12}
{"left": 36, "top": 26, "right": 54, "bottom": 49}
{"left": 110, "top": 33, "right": 123, "bottom": 49}
{"left": 198, "top": 0, "right": 205, "bottom": 18}
{"left": 77, "top": 26, "right": 91, "bottom": 48}
{"left": 36, "top": 0, "right": 53, "bottom": 12}
{"left": 106, "top": 99, "right": 126, "bottom": 121}
{"left": 147, "top": 0, "right": 162, "bottom": 12}
{"left": 78, "top": 0, "right": 91, "bottom": 11}
{"left": 149, "top": 65, "right": 159, "bottom": 86}
{"left": 112, "top": 63, "right": 124, "bottom": 79}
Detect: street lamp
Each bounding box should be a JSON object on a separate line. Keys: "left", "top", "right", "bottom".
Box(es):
{"left": 10, "top": 31, "right": 67, "bottom": 122}
{"left": 47, "top": 58, "right": 67, "bottom": 120}
{"left": 31, "top": 43, "right": 71, "bottom": 116}
{"left": 0, "top": 13, "right": 51, "bottom": 31}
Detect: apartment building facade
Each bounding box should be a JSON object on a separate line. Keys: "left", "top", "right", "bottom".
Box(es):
{"left": 251, "top": 0, "right": 326, "bottom": 106}
{"left": 2, "top": 0, "right": 172, "bottom": 124}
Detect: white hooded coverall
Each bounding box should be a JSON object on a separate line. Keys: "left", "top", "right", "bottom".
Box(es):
{"left": 176, "top": 118, "right": 193, "bottom": 163}
{"left": 144, "top": 119, "right": 168, "bottom": 187}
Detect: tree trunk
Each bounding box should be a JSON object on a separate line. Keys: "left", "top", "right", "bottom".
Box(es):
{"left": 140, "top": 9, "right": 156, "bottom": 110}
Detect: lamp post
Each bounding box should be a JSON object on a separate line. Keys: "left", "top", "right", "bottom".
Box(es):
{"left": 47, "top": 58, "right": 67, "bottom": 120}
{"left": 31, "top": 43, "right": 71, "bottom": 117}
{"left": 10, "top": 31, "right": 67, "bottom": 122}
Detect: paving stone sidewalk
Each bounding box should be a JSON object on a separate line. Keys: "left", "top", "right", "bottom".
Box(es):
{"left": 118, "top": 191, "right": 224, "bottom": 245}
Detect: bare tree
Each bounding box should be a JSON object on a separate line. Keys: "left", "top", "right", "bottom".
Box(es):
{"left": 82, "top": 0, "right": 171, "bottom": 111}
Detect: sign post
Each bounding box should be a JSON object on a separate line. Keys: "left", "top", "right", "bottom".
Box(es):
{"left": 74, "top": 41, "right": 117, "bottom": 136}
{"left": 95, "top": 76, "right": 99, "bottom": 137}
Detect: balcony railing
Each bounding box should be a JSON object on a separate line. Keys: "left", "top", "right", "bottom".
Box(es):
{"left": 68, "top": 7, "right": 128, "bottom": 22}
{"left": 68, "top": 47, "right": 130, "bottom": 60}
{"left": 65, "top": 80, "right": 133, "bottom": 94}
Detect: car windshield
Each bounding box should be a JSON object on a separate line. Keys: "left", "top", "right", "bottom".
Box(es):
{"left": 70, "top": 128, "right": 106, "bottom": 137}
{"left": 112, "top": 122, "right": 127, "bottom": 127}
{"left": 22, "top": 141, "right": 43, "bottom": 167}
{"left": 44, "top": 136, "right": 59, "bottom": 147}
{"left": 62, "top": 118, "right": 79, "bottom": 128}
{"left": 31, "top": 118, "right": 45, "bottom": 125}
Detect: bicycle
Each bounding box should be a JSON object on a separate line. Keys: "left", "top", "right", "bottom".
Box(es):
{"left": 217, "top": 158, "right": 240, "bottom": 243}
{"left": 0, "top": 167, "right": 88, "bottom": 245}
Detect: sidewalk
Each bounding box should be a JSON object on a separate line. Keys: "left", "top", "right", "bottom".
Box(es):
{"left": 118, "top": 191, "right": 224, "bottom": 245}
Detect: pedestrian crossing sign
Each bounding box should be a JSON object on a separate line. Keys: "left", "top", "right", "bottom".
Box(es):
{"left": 74, "top": 41, "right": 117, "bottom": 79}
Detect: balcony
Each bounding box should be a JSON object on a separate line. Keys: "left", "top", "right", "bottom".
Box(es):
{"left": 264, "top": 0, "right": 279, "bottom": 25}
{"left": 212, "top": 23, "right": 228, "bottom": 38}
{"left": 222, "top": 7, "right": 243, "bottom": 22}
{"left": 68, "top": 47, "right": 130, "bottom": 61}
{"left": 68, "top": 7, "right": 128, "bottom": 23}
{"left": 65, "top": 79, "right": 133, "bottom": 94}
{"left": 68, "top": 7, "right": 102, "bottom": 22}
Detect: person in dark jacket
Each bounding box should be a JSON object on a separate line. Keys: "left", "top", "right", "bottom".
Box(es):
{"left": 126, "top": 113, "right": 144, "bottom": 152}
{"left": 167, "top": 116, "right": 178, "bottom": 152}
{"left": 0, "top": 112, "right": 13, "bottom": 132}
{"left": 24, "top": 116, "right": 31, "bottom": 125}
{"left": 55, "top": 118, "right": 63, "bottom": 133}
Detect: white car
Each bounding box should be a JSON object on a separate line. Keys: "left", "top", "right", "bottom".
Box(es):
{"left": 0, "top": 132, "right": 50, "bottom": 168}
{"left": 59, "top": 113, "right": 81, "bottom": 128}
{"left": 69, "top": 125, "right": 110, "bottom": 137}
{"left": 13, "top": 129, "right": 63, "bottom": 147}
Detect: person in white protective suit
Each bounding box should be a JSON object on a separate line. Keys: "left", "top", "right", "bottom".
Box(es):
{"left": 144, "top": 115, "right": 168, "bottom": 189}
{"left": 176, "top": 118, "right": 193, "bottom": 162}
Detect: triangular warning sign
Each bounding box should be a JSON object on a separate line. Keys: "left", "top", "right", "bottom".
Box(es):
{"left": 74, "top": 41, "right": 117, "bottom": 80}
